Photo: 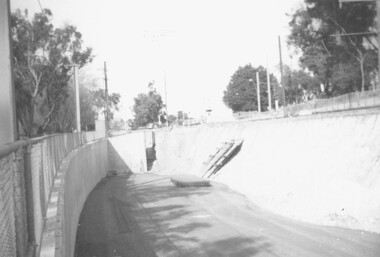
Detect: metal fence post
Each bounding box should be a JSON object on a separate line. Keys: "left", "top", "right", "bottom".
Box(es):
{"left": 23, "top": 144, "right": 36, "bottom": 256}
{"left": 12, "top": 148, "right": 29, "bottom": 257}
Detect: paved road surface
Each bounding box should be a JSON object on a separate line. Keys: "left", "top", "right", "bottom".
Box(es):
{"left": 75, "top": 173, "right": 380, "bottom": 257}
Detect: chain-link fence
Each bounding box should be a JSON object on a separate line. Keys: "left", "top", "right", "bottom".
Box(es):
{"left": 0, "top": 130, "right": 105, "bottom": 257}
{"left": 0, "top": 152, "right": 17, "bottom": 257}
{"left": 233, "top": 110, "right": 284, "bottom": 120}
{"left": 287, "top": 89, "right": 380, "bottom": 115}
{"left": 233, "top": 89, "right": 380, "bottom": 120}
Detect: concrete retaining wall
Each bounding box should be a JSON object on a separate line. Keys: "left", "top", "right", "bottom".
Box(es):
{"left": 40, "top": 132, "right": 148, "bottom": 257}
{"left": 40, "top": 139, "right": 109, "bottom": 257}
{"left": 150, "top": 110, "right": 380, "bottom": 232}
{"left": 108, "top": 132, "right": 147, "bottom": 173}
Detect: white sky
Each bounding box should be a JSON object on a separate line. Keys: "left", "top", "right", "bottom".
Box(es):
{"left": 11, "top": 0, "right": 303, "bottom": 120}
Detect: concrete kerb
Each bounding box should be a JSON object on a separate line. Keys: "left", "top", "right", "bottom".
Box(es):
{"left": 39, "top": 145, "right": 80, "bottom": 257}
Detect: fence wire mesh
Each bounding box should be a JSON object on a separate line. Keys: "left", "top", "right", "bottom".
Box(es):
{"left": 234, "top": 89, "right": 380, "bottom": 120}
{"left": 31, "top": 143, "right": 44, "bottom": 248}
{"left": 12, "top": 148, "right": 28, "bottom": 257}
{"left": 286, "top": 89, "right": 380, "bottom": 115}
{"left": 0, "top": 153, "right": 17, "bottom": 257}
{"left": 0, "top": 130, "right": 105, "bottom": 257}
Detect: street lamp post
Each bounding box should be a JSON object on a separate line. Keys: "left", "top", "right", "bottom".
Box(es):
{"left": 164, "top": 72, "right": 169, "bottom": 127}
{"left": 256, "top": 72, "right": 261, "bottom": 113}
{"left": 267, "top": 65, "right": 272, "bottom": 111}
{"left": 73, "top": 65, "right": 81, "bottom": 132}
{"left": 104, "top": 62, "right": 109, "bottom": 136}
{"left": 278, "top": 36, "right": 286, "bottom": 107}
{"left": 249, "top": 76, "right": 261, "bottom": 113}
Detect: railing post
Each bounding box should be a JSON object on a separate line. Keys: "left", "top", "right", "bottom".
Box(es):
{"left": 23, "top": 144, "right": 36, "bottom": 256}
{"left": 12, "top": 148, "right": 29, "bottom": 257}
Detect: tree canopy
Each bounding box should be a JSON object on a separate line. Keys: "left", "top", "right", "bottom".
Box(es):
{"left": 223, "top": 65, "right": 278, "bottom": 112}
{"left": 132, "top": 82, "right": 166, "bottom": 127}
{"left": 282, "top": 65, "right": 319, "bottom": 104}
{"left": 49, "top": 84, "right": 96, "bottom": 132}
{"left": 91, "top": 89, "right": 121, "bottom": 121}
{"left": 50, "top": 85, "right": 122, "bottom": 132}
{"left": 11, "top": 9, "right": 93, "bottom": 136}
{"left": 288, "top": 0, "right": 377, "bottom": 96}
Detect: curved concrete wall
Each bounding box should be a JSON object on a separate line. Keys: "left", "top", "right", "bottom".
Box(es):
{"left": 151, "top": 110, "right": 380, "bottom": 232}
{"left": 40, "top": 139, "right": 109, "bottom": 257}
{"left": 108, "top": 132, "right": 147, "bottom": 173}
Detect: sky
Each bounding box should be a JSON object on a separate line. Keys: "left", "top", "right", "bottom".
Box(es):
{"left": 10, "top": 0, "right": 304, "bottom": 120}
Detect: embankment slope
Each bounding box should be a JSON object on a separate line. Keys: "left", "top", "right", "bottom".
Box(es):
{"left": 151, "top": 110, "right": 380, "bottom": 232}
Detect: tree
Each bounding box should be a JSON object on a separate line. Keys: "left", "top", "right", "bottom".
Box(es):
{"left": 288, "top": 0, "right": 377, "bottom": 96}
{"left": 282, "top": 65, "right": 319, "bottom": 104}
{"left": 223, "top": 64, "right": 278, "bottom": 112}
{"left": 80, "top": 87, "right": 98, "bottom": 130}
{"left": 167, "top": 114, "right": 177, "bottom": 125}
{"left": 109, "top": 119, "right": 126, "bottom": 131}
{"left": 47, "top": 70, "right": 120, "bottom": 132}
{"left": 132, "top": 81, "right": 166, "bottom": 127}
{"left": 11, "top": 9, "right": 93, "bottom": 137}
{"left": 91, "top": 89, "right": 121, "bottom": 121}
{"left": 49, "top": 85, "right": 110, "bottom": 133}
{"left": 177, "top": 111, "right": 189, "bottom": 126}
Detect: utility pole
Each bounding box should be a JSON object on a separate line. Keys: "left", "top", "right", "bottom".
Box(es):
{"left": 104, "top": 61, "right": 109, "bottom": 136}
{"left": 339, "top": 0, "right": 380, "bottom": 89}
{"left": 266, "top": 61, "right": 272, "bottom": 111}
{"left": 74, "top": 66, "right": 81, "bottom": 132}
{"left": 278, "top": 36, "right": 286, "bottom": 107}
{"left": 164, "top": 72, "right": 168, "bottom": 126}
{"left": 256, "top": 72, "right": 261, "bottom": 113}
{"left": 0, "top": 0, "right": 17, "bottom": 144}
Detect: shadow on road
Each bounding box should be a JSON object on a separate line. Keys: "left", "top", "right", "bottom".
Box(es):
{"left": 76, "top": 168, "right": 380, "bottom": 257}
{"left": 75, "top": 173, "right": 273, "bottom": 256}
{"left": 123, "top": 174, "right": 273, "bottom": 256}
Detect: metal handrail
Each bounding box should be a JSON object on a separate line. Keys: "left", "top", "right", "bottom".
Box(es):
{"left": 0, "top": 135, "right": 52, "bottom": 159}
{"left": 0, "top": 131, "right": 98, "bottom": 158}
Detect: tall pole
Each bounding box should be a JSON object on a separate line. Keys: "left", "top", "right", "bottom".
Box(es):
{"left": 278, "top": 36, "right": 286, "bottom": 106}
{"left": 164, "top": 72, "right": 168, "bottom": 126}
{"left": 266, "top": 60, "right": 272, "bottom": 111}
{"left": 0, "top": 0, "right": 17, "bottom": 144}
{"left": 377, "top": 1, "right": 380, "bottom": 89}
{"left": 104, "top": 61, "right": 109, "bottom": 136}
{"left": 256, "top": 72, "right": 261, "bottom": 113}
{"left": 74, "top": 66, "right": 81, "bottom": 132}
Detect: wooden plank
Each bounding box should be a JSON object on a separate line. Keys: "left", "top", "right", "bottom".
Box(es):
{"left": 207, "top": 139, "right": 244, "bottom": 178}
{"left": 171, "top": 175, "right": 211, "bottom": 187}
{"left": 202, "top": 142, "right": 228, "bottom": 165}
{"left": 201, "top": 142, "right": 234, "bottom": 178}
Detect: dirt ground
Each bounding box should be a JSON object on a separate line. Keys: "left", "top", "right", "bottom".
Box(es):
{"left": 75, "top": 173, "right": 380, "bottom": 257}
